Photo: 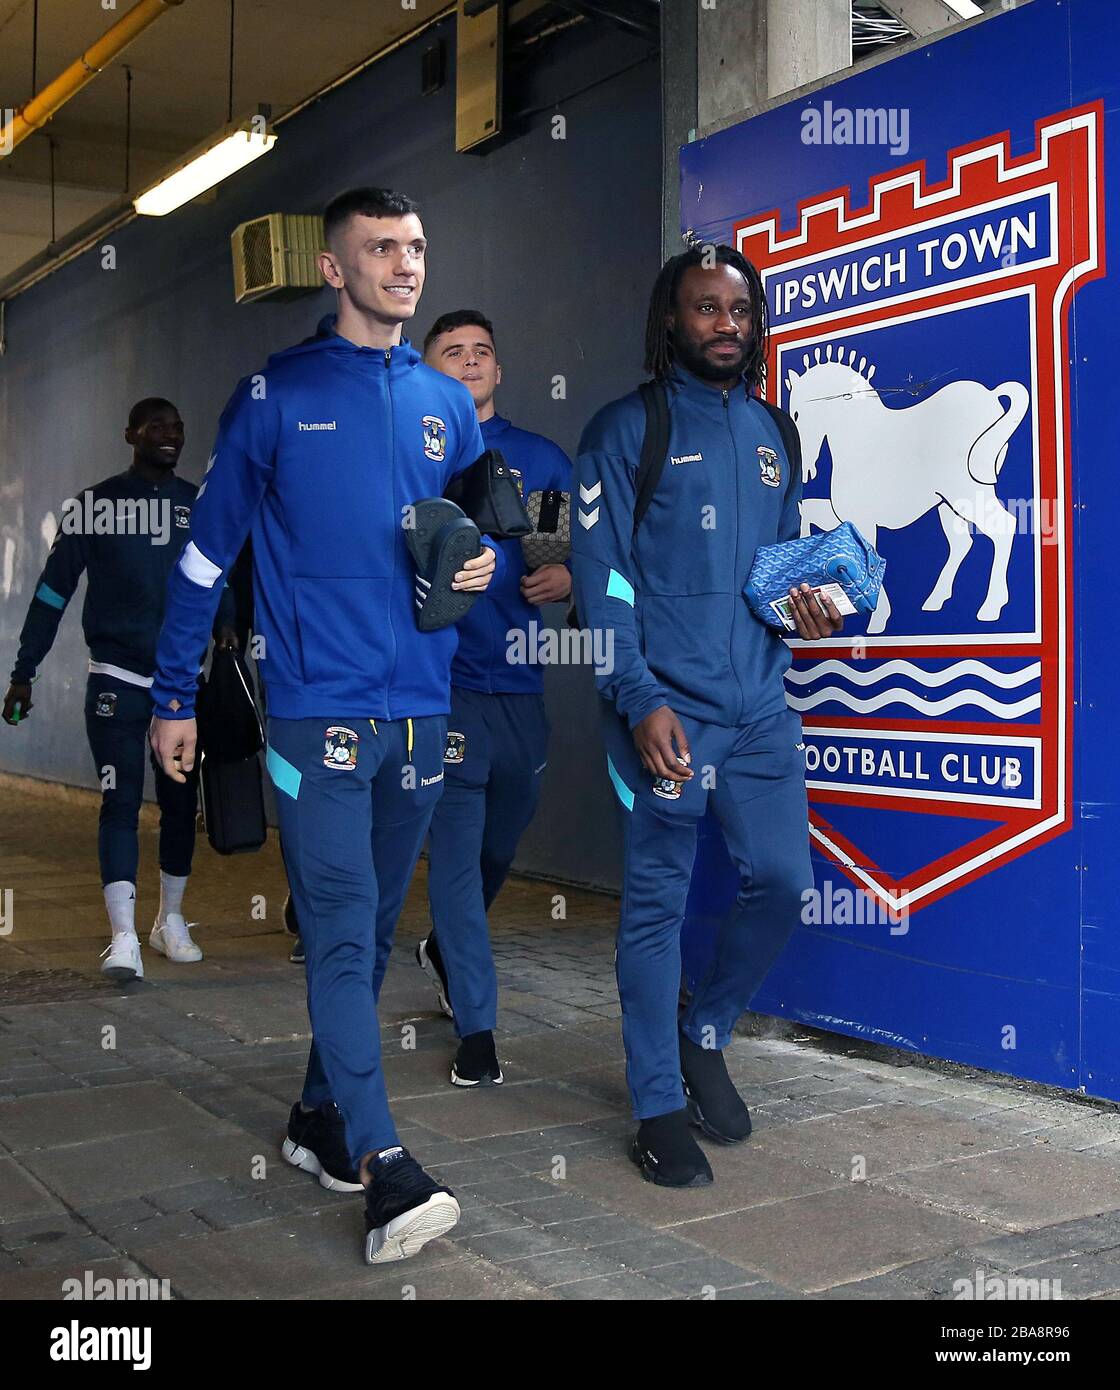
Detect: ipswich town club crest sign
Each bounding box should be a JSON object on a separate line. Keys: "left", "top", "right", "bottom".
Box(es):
{"left": 737, "top": 104, "right": 1104, "bottom": 914}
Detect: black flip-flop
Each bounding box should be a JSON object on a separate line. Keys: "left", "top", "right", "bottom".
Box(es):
{"left": 405, "top": 498, "right": 484, "bottom": 632}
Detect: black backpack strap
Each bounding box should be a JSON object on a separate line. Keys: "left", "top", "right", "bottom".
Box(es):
{"left": 633, "top": 380, "right": 671, "bottom": 534}
{"left": 758, "top": 396, "right": 802, "bottom": 478}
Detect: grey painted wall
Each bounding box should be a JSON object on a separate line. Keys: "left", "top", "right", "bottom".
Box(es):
{"left": 0, "top": 18, "right": 661, "bottom": 893}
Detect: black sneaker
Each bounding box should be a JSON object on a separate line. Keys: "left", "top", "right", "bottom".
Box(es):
{"left": 363, "top": 1146, "right": 460, "bottom": 1264}
{"left": 282, "top": 1101, "right": 363, "bottom": 1192}
{"left": 630, "top": 1108, "right": 713, "bottom": 1187}
{"left": 680, "top": 1030, "right": 752, "bottom": 1143}
{"left": 289, "top": 935, "right": 305, "bottom": 965}
{"left": 450, "top": 1030, "right": 503, "bottom": 1087}
{"left": 283, "top": 893, "right": 300, "bottom": 936}
{"left": 404, "top": 498, "right": 483, "bottom": 632}
{"left": 416, "top": 935, "right": 454, "bottom": 1019}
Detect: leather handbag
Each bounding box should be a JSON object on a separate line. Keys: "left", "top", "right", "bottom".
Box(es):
{"left": 521, "top": 489, "right": 571, "bottom": 570}
{"left": 744, "top": 521, "right": 885, "bottom": 630}
{"left": 443, "top": 449, "right": 532, "bottom": 539}
{"left": 196, "top": 647, "right": 264, "bottom": 762}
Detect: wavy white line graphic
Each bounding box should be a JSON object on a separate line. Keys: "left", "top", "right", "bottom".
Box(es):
{"left": 786, "top": 659, "right": 1041, "bottom": 689}
{"left": 787, "top": 686, "right": 1042, "bottom": 718}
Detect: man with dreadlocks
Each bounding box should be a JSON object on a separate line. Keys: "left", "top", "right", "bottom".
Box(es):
{"left": 571, "top": 246, "right": 842, "bottom": 1188}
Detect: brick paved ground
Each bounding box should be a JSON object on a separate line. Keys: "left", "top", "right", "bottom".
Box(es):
{"left": 2, "top": 776, "right": 1119, "bottom": 1300}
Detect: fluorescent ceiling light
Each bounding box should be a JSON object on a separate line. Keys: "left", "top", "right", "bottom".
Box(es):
{"left": 134, "top": 121, "right": 277, "bottom": 217}
{"left": 943, "top": 0, "right": 984, "bottom": 17}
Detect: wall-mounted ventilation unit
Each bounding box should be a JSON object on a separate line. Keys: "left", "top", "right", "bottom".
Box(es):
{"left": 231, "top": 212, "right": 324, "bottom": 303}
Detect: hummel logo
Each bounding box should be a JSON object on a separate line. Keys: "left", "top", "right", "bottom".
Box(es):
{"left": 579, "top": 480, "right": 601, "bottom": 529}
{"left": 298, "top": 421, "right": 337, "bottom": 431}
{"left": 671, "top": 452, "right": 703, "bottom": 466}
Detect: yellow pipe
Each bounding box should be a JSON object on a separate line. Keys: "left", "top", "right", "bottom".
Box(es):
{"left": 1, "top": 0, "right": 185, "bottom": 154}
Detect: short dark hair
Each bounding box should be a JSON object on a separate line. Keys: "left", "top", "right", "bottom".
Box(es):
{"left": 128, "top": 397, "right": 178, "bottom": 430}
{"left": 423, "top": 309, "right": 495, "bottom": 356}
{"left": 644, "top": 245, "right": 769, "bottom": 391}
{"left": 323, "top": 187, "right": 420, "bottom": 246}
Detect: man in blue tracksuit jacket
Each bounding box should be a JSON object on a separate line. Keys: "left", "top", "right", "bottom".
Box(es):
{"left": 3, "top": 398, "right": 237, "bottom": 981}
{"left": 419, "top": 309, "right": 572, "bottom": 1088}
{"left": 149, "top": 188, "right": 501, "bottom": 1265}
{"left": 571, "top": 246, "right": 843, "bottom": 1189}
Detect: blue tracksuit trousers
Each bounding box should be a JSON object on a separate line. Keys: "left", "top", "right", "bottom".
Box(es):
{"left": 84, "top": 673, "right": 199, "bottom": 886}
{"left": 601, "top": 703, "right": 812, "bottom": 1121}
{"left": 266, "top": 713, "right": 446, "bottom": 1164}
{"left": 426, "top": 687, "right": 550, "bottom": 1037}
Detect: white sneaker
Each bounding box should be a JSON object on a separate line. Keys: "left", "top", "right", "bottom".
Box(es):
{"left": 150, "top": 914, "right": 203, "bottom": 963}
{"left": 100, "top": 933, "right": 143, "bottom": 982}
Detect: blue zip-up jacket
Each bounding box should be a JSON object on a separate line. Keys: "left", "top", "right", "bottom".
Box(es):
{"left": 451, "top": 413, "right": 572, "bottom": 695}
{"left": 10, "top": 467, "right": 234, "bottom": 686}
{"left": 571, "top": 367, "right": 802, "bottom": 731}
{"left": 150, "top": 316, "right": 495, "bottom": 722}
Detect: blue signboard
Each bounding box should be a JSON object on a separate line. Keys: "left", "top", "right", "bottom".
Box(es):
{"left": 680, "top": 0, "right": 1119, "bottom": 1098}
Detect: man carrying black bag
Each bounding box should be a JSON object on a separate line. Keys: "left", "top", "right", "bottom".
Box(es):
{"left": 148, "top": 187, "right": 503, "bottom": 1265}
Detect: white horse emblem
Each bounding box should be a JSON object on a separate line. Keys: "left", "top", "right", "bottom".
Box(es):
{"left": 789, "top": 346, "right": 1030, "bottom": 633}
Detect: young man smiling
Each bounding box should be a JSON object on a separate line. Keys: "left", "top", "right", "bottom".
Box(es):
{"left": 572, "top": 246, "right": 842, "bottom": 1188}
{"left": 3, "top": 398, "right": 237, "bottom": 981}
{"left": 419, "top": 310, "right": 572, "bottom": 1086}
{"left": 149, "top": 188, "right": 498, "bottom": 1263}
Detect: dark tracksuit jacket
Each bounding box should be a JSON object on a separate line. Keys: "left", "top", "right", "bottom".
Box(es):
{"left": 12, "top": 467, "right": 233, "bottom": 689}
{"left": 571, "top": 365, "right": 812, "bottom": 1120}
{"left": 10, "top": 465, "right": 234, "bottom": 886}
{"left": 427, "top": 413, "right": 573, "bottom": 1037}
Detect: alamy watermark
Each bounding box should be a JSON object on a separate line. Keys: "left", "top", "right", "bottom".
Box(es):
{"left": 57, "top": 494, "right": 185, "bottom": 546}
{"left": 506, "top": 620, "right": 614, "bottom": 676}
{"left": 802, "top": 100, "right": 910, "bottom": 158}
{"left": 801, "top": 883, "right": 908, "bottom": 936}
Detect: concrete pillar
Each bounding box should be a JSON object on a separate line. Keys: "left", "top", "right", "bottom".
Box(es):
{"left": 661, "top": 0, "right": 699, "bottom": 260}
{"left": 663, "top": 0, "right": 852, "bottom": 256}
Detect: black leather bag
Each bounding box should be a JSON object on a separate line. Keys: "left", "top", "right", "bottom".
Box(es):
{"left": 199, "top": 751, "right": 267, "bottom": 855}
{"left": 196, "top": 647, "right": 264, "bottom": 763}
{"left": 443, "top": 449, "right": 532, "bottom": 539}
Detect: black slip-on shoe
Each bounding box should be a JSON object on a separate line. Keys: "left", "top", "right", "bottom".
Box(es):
{"left": 405, "top": 498, "right": 483, "bottom": 632}
{"left": 282, "top": 1101, "right": 363, "bottom": 1192}
{"left": 450, "top": 1030, "right": 504, "bottom": 1087}
{"left": 363, "top": 1146, "right": 460, "bottom": 1264}
{"left": 416, "top": 935, "right": 454, "bottom": 1020}
{"left": 630, "top": 1108, "right": 713, "bottom": 1187}
{"left": 288, "top": 935, "right": 305, "bottom": 965}
{"left": 679, "top": 1030, "right": 752, "bottom": 1143}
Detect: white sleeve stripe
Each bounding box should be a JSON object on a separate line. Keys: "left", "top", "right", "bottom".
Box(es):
{"left": 179, "top": 540, "right": 222, "bottom": 589}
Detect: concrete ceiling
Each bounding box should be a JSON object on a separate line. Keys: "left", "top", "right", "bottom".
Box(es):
{"left": 0, "top": 0, "right": 450, "bottom": 282}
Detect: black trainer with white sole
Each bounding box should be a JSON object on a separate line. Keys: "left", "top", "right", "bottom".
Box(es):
{"left": 630, "top": 1107, "right": 713, "bottom": 1187}
{"left": 363, "top": 1146, "right": 460, "bottom": 1264}
{"left": 282, "top": 1101, "right": 363, "bottom": 1192}
{"left": 679, "top": 1030, "right": 752, "bottom": 1143}
{"left": 416, "top": 935, "right": 453, "bottom": 1020}
{"left": 405, "top": 498, "right": 483, "bottom": 632}
{"left": 451, "top": 1030, "right": 503, "bottom": 1087}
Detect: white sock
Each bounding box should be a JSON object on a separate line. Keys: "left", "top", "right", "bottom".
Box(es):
{"left": 104, "top": 881, "right": 137, "bottom": 937}
{"left": 158, "top": 871, "right": 188, "bottom": 924}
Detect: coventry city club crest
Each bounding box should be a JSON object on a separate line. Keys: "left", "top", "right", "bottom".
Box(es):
{"left": 422, "top": 415, "right": 447, "bottom": 462}
{"left": 757, "top": 447, "right": 781, "bottom": 488}
{"left": 443, "top": 731, "right": 466, "bottom": 764}
{"left": 738, "top": 103, "right": 1103, "bottom": 915}
{"left": 173, "top": 505, "right": 191, "bottom": 529}
{"left": 323, "top": 726, "right": 359, "bottom": 771}
{"left": 95, "top": 692, "right": 117, "bottom": 718}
